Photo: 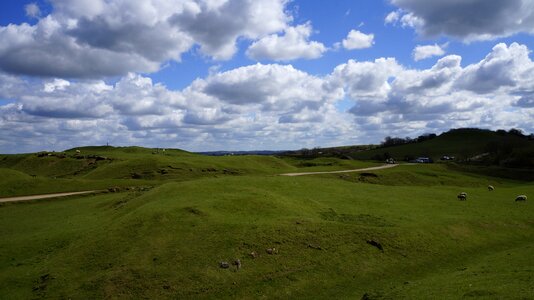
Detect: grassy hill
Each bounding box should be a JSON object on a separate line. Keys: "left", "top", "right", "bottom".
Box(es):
{"left": 1, "top": 143, "right": 533, "bottom": 298}
{"left": 1, "top": 163, "right": 533, "bottom": 298}
{"left": 347, "top": 128, "right": 534, "bottom": 162}
{"left": 0, "top": 146, "right": 377, "bottom": 197}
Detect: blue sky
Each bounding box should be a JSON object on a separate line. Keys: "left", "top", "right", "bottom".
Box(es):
{"left": 0, "top": 0, "right": 534, "bottom": 153}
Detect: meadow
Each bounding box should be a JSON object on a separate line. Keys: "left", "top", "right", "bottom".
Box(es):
{"left": 0, "top": 146, "right": 533, "bottom": 299}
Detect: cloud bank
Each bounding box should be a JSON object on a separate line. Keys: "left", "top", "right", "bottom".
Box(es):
{"left": 0, "top": 0, "right": 293, "bottom": 78}
{"left": 1, "top": 43, "right": 533, "bottom": 153}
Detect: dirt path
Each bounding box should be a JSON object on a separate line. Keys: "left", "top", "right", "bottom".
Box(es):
{"left": 280, "top": 164, "right": 399, "bottom": 176}
{"left": 0, "top": 190, "right": 102, "bottom": 203}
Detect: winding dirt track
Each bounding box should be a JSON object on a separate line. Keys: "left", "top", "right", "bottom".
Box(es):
{"left": 0, "top": 190, "right": 101, "bottom": 203}
{"left": 279, "top": 164, "right": 399, "bottom": 177}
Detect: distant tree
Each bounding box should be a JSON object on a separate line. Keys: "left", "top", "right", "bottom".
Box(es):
{"left": 381, "top": 136, "right": 409, "bottom": 147}
{"left": 508, "top": 128, "right": 524, "bottom": 137}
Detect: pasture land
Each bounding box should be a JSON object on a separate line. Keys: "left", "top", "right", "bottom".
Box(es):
{"left": 0, "top": 148, "right": 533, "bottom": 298}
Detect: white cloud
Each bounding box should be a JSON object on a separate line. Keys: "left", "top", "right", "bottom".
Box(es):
{"left": 389, "top": 0, "right": 534, "bottom": 41}
{"left": 412, "top": 44, "right": 446, "bottom": 61}
{"left": 456, "top": 43, "right": 533, "bottom": 94}
{"left": 385, "top": 10, "right": 400, "bottom": 24}
{"left": 341, "top": 30, "right": 374, "bottom": 50}
{"left": 198, "top": 63, "right": 337, "bottom": 109}
{"left": 246, "top": 23, "right": 326, "bottom": 61}
{"left": 44, "top": 79, "right": 71, "bottom": 93}
{"left": 25, "top": 3, "right": 41, "bottom": 18}
{"left": 0, "top": 0, "right": 292, "bottom": 78}
{"left": 331, "top": 58, "right": 402, "bottom": 99}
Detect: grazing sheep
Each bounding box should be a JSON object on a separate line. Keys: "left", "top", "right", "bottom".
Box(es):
{"left": 457, "top": 192, "right": 467, "bottom": 201}
{"left": 488, "top": 185, "right": 494, "bottom": 191}
{"left": 233, "top": 259, "right": 241, "bottom": 270}
{"left": 515, "top": 195, "right": 527, "bottom": 202}
{"left": 266, "top": 248, "right": 277, "bottom": 255}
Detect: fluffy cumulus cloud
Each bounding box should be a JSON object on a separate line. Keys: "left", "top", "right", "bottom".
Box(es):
{"left": 388, "top": 0, "right": 534, "bottom": 41}
{"left": 246, "top": 23, "right": 327, "bottom": 61}
{"left": 412, "top": 44, "right": 446, "bottom": 61}
{"left": 456, "top": 43, "right": 533, "bottom": 94}
{"left": 0, "top": 0, "right": 291, "bottom": 78}
{"left": 331, "top": 58, "right": 401, "bottom": 99}
{"left": 0, "top": 63, "right": 351, "bottom": 152}
{"left": 2, "top": 43, "right": 534, "bottom": 153}
{"left": 341, "top": 30, "right": 375, "bottom": 50}
{"left": 345, "top": 43, "right": 534, "bottom": 139}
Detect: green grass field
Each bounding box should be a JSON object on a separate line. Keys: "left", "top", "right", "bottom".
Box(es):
{"left": 0, "top": 147, "right": 533, "bottom": 299}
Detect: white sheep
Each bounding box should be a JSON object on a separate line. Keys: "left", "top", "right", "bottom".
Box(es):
{"left": 457, "top": 192, "right": 467, "bottom": 201}
{"left": 488, "top": 185, "right": 494, "bottom": 191}
{"left": 515, "top": 195, "right": 527, "bottom": 202}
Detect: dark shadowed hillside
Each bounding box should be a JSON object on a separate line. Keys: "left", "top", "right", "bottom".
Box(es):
{"left": 286, "top": 128, "right": 534, "bottom": 167}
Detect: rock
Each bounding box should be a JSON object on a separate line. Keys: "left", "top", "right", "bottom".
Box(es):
{"left": 219, "top": 261, "right": 230, "bottom": 269}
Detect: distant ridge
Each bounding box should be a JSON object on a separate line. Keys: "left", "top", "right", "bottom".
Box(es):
{"left": 284, "top": 128, "right": 534, "bottom": 168}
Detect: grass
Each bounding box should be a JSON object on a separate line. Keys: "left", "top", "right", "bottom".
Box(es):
{"left": 0, "top": 147, "right": 377, "bottom": 197}
{"left": 1, "top": 157, "right": 533, "bottom": 298}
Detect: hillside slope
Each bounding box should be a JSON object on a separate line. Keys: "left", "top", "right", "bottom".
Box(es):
{"left": 0, "top": 146, "right": 377, "bottom": 197}
{"left": 1, "top": 166, "right": 533, "bottom": 299}
{"left": 348, "top": 128, "right": 534, "bottom": 163}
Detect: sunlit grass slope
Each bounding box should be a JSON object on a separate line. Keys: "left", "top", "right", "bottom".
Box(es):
{"left": 1, "top": 164, "right": 533, "bottom": 299}
{"left": 0, "top": 147, "right": 377, "bottom": 197}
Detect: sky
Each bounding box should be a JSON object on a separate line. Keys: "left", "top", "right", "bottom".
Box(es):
{"left": 1, "top": 0, "right": 534, "bottom": 153}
